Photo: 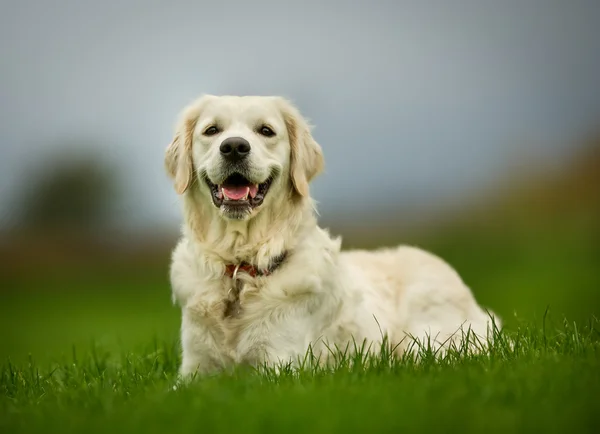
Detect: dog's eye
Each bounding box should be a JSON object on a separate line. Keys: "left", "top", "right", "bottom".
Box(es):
{"left": 203, "top": 126, "right": 220, "bottom": 136}
{"left": 258, "top": 126, "right": 275, "bottom": 137}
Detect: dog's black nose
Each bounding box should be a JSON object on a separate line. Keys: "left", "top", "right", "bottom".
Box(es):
{"left": 220, "top": 137, "right": 251, "bottom": 161}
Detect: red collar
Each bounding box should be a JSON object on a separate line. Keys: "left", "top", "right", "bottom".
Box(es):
{"left": 224, "top": 252, "right": 287, "bottom": 279}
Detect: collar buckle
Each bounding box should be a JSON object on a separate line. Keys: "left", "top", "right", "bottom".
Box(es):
{"left": 224, "top": 251, "right": 288, "bottom": 280}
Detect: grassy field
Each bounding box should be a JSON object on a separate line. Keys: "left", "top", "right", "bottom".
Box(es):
{"left": 1, "top": 317, "right": 599, "bottom": 433}
{"left": 1, "top": 221, "right": 599, "bottom": 433}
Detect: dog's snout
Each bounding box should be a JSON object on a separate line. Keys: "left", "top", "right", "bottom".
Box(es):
{"left": 220, "top": 137, "right": 251, "bottom": 162}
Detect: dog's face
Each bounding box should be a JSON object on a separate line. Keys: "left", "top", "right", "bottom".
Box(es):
{"left": 194, "top": 96, "right": 290, "bottom": 219}
{"left": 165, "top": 95, "right": 324, "bottom": 220}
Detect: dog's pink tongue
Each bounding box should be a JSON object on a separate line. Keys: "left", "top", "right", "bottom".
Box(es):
{"left": 222, "top": 185, "right": 249, "bottom": 200}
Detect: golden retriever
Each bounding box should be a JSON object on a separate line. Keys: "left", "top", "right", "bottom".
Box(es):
{"left": 165, "top": 95, "right": 499, "bottom": 376}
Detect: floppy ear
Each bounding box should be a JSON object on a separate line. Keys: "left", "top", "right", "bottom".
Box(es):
{"left": 278, "top": 98, "right": 324, "bottom": 197}
{"left": 164, "top": 104, "right": 201, "bottom": 195}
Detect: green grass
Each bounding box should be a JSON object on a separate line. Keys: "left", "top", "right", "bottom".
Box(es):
{"left": 0, "top": 274, "right": 179, "bottom": 363}
{"left": 1, "top": 222, "right": 599, "bottom": 433}
{"left": 1, "top": 317, "right": 599, "bottom": 434}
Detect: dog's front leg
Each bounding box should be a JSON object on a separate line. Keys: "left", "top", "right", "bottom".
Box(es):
{"left": 229, "top": 287, "right": 332, "bottom": 369}
{"left": 179, "top": 300, "right": 232, "bottom": 377}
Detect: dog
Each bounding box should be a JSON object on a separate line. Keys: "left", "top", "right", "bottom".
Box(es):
{"left": 165, "top": 95, "right": 500, "bottom": 376}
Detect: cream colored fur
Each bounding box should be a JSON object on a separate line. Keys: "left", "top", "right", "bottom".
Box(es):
{"left": 166, "top": 95, "right": 500, "bottom": 376}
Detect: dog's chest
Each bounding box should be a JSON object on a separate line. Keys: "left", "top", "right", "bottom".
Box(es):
{"left": 215, "top": 278, "right": 274, "bottom": 363}
{"left": 218, "top": 275, "right": 264, "bottom": 324}
{"left": 223, "top": 278, "right": 244, "bottom": 318}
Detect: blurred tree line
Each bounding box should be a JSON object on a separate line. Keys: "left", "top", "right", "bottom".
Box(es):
{"left": 12, "top": 146, "right": 118, "bottom": 234}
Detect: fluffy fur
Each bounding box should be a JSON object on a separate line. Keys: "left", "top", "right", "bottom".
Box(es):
{"left": 165, "top": 95, "right": 500, "bottom": 376}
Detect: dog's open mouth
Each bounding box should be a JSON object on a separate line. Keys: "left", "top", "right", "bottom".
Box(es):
{"left": 205, "top": 173, "right": 273, "bottom": 211}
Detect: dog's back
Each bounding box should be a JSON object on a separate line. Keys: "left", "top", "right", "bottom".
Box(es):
{"left": 340, "top": 245, "right": 500, "bottom": 352}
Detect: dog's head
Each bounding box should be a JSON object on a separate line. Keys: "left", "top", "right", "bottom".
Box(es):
{"left": 165, "top": 95, "right": 324, "bottom": 220}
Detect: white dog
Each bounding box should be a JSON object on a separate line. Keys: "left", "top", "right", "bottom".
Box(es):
{"left": 165, "top": 95, "right": 499, "bottom": 376}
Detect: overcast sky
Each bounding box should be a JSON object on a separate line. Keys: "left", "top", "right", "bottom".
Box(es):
{"left": 1, "top": 0, "right": 599, "bottom": 230}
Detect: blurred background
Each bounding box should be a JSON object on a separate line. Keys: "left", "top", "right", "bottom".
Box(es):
{"left": 1, "top": 0, "right": 598, "bottom": 362}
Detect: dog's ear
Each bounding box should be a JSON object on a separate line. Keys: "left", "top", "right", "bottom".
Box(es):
{"left": 165, "top": 101, "right": 204, "bottom": 195}
{"left": 165, "top": 132, "right": 191, "bottom": 195}
{"left": 278, "top": 98, "right": 324, "bottom": 197}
